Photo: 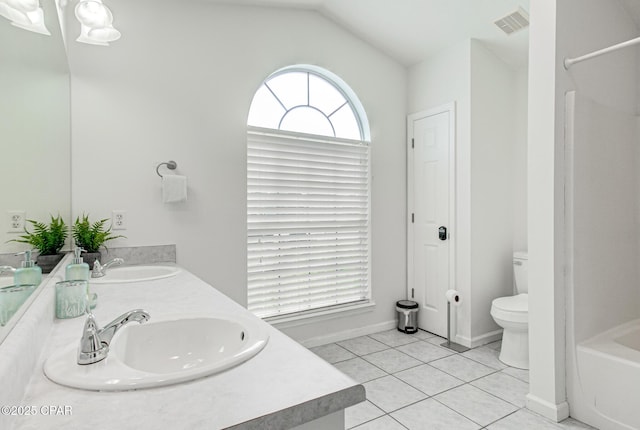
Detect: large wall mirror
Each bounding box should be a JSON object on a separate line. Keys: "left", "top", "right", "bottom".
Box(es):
{"left": 0, "top": 0, "right": 70, "bottom": 340}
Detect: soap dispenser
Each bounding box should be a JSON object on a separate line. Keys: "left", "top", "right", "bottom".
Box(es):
{"left": 66, "top": 247, "right": 90, "bottom": 281}
{"left": 14, "top": 250, "right": 42, "bottom": 286}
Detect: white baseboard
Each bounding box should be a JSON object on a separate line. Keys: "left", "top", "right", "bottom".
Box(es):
{"left": 298, "top": 320, "right": 397, "bottom": 348}
{"left": 526, "top": 393, "right": 570, "bottom": 422}
{"left": 456, "top": 329, "right": 503, "bottom": 349}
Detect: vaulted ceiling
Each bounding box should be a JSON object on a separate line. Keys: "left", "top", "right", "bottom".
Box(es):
{"left": 206, "top": 0, "right": 532, "bottom": 69}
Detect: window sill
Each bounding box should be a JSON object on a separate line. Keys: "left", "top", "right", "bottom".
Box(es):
{"left": 267, "top": 300, "right": 376, "bottom": 330}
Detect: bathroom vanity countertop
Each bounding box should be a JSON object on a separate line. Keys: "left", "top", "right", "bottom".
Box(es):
{"left": 10, "top": 267, "right": 364, "bottom": 430}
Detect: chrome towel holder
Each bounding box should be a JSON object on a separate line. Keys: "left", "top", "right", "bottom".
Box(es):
{"left": 156, "top": 161, "right": 177, "bottom": 178}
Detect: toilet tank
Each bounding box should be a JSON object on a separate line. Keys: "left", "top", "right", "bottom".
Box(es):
{"left": 513, "top": 251, "right": 528, "bottom": 293}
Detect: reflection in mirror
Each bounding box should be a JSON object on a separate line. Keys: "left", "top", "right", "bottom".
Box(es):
{"left": 0, "top": 0, "right": 69, "bottom": 340}
{"left": 0, "top": 284, "right": 38, "bottom": 326}
{"left": 0, "top": 257, "right": 42, "bottom": 327}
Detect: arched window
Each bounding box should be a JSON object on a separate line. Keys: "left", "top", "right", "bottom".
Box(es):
{"left": 248, "top": 68, "right": 365, "bottom": 140}
{"left": 247, "top": 65, "right": 371, "bottom": 320}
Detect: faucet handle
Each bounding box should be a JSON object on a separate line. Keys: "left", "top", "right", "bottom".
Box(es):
{"left": 91, "top": 258, "right": 123, "bottom": 278}
{"left": 78, "top": 313, "right": 109, "bottom": 365}
{"left": 91, "top": 260, "right": 104, "bottom": 278}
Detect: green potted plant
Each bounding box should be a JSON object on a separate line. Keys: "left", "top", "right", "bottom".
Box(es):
{"left": 72, "top": 214, "right": 125, "bottom": 269}
{"left": 9, "top": 214, "right": 68, "bottom": 273}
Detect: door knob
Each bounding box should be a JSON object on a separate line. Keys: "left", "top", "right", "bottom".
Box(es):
{"left": 438, "top": 226, "right": 447, "bottom": 241}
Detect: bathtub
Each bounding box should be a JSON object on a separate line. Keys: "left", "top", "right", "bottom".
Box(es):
{"left": 576, "top": 319, "right": 640, "bottom": 430}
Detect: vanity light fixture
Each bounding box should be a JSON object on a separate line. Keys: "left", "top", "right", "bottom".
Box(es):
{"left": 75, "top": 0, "right": 120, "bottom": 46}
{"left": 0, "top": 0, "right": 51, "bottom": 35}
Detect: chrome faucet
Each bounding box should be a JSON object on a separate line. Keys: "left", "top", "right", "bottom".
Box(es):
{"left": 91, "top": 258, "right": 124, "bottom": 278}
{"left": 77, "top": 309, "right": 150, "bottom": 365}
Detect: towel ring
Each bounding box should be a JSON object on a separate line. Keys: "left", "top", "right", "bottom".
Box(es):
{"left": 156, "top": 161, "right": 177, "bottom": 178}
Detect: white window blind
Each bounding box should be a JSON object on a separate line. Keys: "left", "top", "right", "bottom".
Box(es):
{"left": 247, "top": 129, "right": 371, "bottom": 319}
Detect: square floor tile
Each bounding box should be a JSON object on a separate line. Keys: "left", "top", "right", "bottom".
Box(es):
{"left": 429, "top": 354, "right": 496, "bottom": 382}
{"left": 338, "top": 336, "right": 389, "bottom": 356}
{"left": 486, "top": 409, "right": 561, "bottom": 430}
{"left": 309, "top": 343, "right": 356, "bottom": 364}
{"left": 369, "top": 330, "right": 420, "bottom": 347}
{"left": 486, "top": 340, "right": 503, "bottom": 350}
{"left": 334, "top": 357, "right": 387, "bottom": 383}
{"left": 471, "top": 372, "right": 529, "bottom": 407}
{"left": 434, "top": 384, "right": 518, "bottom": 426}
{"left": 501, "top": 366, "right": 529, "bottom": 383}
{"left": 424, "top": 335, "right": 448, "bottom": 346}
{"left": 353, "top": 415, "right": 407, "bottom": 430}
{"left": 397, "top": 340, "right": 454, "bottom": 363}
{"left": 391, "top": 398, "right": 480, "bottom": 430}
{"left": 363, "top": 375, "right": 427, "bottom": 413}
{"left": 362, "top": 349, "right": 422, "bottom": 374}
{"left": 411, "top": 329, "right": 437, "bottom": 340}
{"left": 345, "top": 400, "right": 385, "bottom": 429}
{"left": 394, "top": 364, "right": 464, "bottom": 396}
{"left": 461, "top": 346, "right": 509, "bottom": 370}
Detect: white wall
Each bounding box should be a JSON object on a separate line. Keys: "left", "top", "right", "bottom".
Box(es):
{"left": 67, "top": 0, "right": 407, "bottom": 343}
{"left": 571, "top": 95, "right": 639, "bottom": 343}
{"left": 469, "top": 40, "right": 516, "bottom": 341}
{"left": 408, "top": 39, "right": 522, "bottom": 346}
{"left": 513, "top": 69, "right": 528, "bottom": 253}
{"left": 527, "top": 0, "right": 566, "bottom": 420}
{"left": 527, "top": 0, "right": 639, "bottom": 422}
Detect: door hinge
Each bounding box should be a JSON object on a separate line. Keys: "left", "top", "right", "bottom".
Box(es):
{"left": 411, "top": 288, "right": 415, "bottom": 298}
{"left": 411, "top": 138, "right": 414, "bottom": 148}
{"left": 411, "top": 213, "right": 414, "bottom": 223}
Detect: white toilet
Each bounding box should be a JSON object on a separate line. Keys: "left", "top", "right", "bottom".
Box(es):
{"left": 490, "top": 251, "right": 529, "bottom": 369}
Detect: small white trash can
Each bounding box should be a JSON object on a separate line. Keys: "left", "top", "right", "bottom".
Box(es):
{"left": 396, "top": 300, "right": 419, "bottom": 334}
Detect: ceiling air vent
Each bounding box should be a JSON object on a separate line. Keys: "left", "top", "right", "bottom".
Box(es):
{"left": 494, "top": 7, "right": 529, "bottom": 35}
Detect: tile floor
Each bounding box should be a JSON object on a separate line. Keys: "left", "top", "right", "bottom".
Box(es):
{"left": 310, "top": 329, "right": 595, "bottom": 430}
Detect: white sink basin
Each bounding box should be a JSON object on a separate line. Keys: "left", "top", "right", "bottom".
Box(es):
{"left": 90, "top": 265, "right": 180, "bottom": 284}
{"left": 44, "top": 314, "right": 269, "bottom": 391}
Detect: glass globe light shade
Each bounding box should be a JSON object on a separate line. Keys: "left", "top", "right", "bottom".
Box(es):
{"left": 88, "top": 25, "right": 120, "bottom": 43}
{"left": 75, "top": 1, "right": 113, "bottom": 29}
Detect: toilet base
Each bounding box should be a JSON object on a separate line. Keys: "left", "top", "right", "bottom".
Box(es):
{"left": 498, "top": 328, "right": 529, "bottom": 369}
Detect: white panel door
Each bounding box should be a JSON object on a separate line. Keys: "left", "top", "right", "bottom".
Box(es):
{"left": 408, "top": 105, "right": 454, "bottom": 337}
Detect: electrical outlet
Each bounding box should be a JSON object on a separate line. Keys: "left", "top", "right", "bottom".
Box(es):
{"left": 112, "top": 210, "right": 127, "bottom": 230}
{"left": 7, "top": 211, "right": 26, "bottom": 233}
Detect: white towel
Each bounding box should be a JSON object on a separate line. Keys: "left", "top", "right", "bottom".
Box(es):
{"left": 162, "top": 175, "right": 188, "bottom": 203}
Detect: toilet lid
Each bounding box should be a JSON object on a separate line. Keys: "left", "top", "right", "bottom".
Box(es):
{"left": 492, "top": 293, "right": 528, "bottom": 313}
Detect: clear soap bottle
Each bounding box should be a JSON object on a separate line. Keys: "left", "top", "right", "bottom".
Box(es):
{"left": 66, "top": 247, "right": 90, "bottom": 281}
{"left": 14, "top": 250, "right": 42, "bottom": 286}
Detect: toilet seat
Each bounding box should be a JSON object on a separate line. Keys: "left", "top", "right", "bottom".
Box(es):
{"left": 491, "top": 293, "right": 528, "bottom": 324}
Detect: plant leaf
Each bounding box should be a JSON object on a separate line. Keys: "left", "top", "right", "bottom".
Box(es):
{"left": 72, "top": 213, "right": 126, "bottom": 253}
{"left": 6, "top": 214, "right": 68, "bottom": 255}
